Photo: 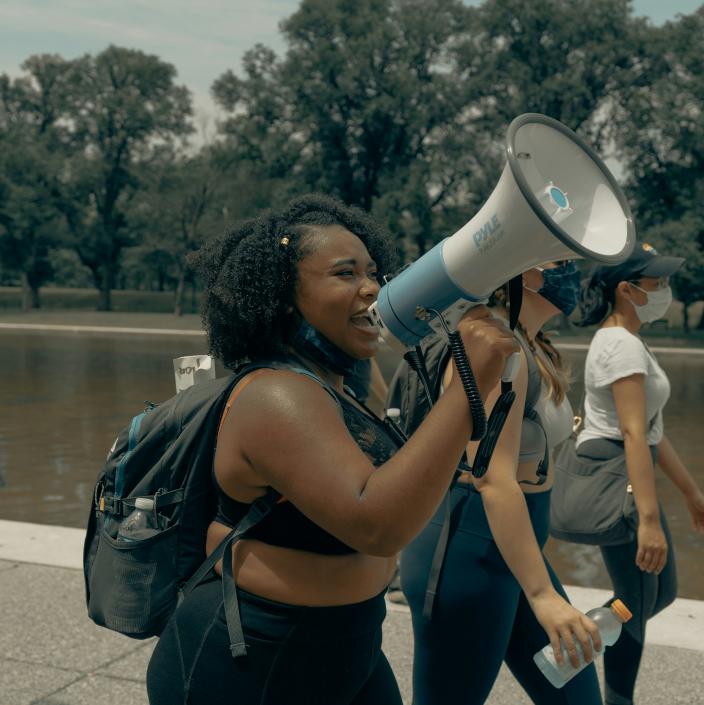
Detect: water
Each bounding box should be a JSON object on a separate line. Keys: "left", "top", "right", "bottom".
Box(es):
{"left": 0, "top": 330, "right": 210, "bottom": 527}
{"left": 1, "top": 329, "right": 703, "bottom": 599}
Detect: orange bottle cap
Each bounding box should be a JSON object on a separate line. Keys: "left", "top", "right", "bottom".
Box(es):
{"left": 611, "top": 599, "right": 632, "bottom": 623}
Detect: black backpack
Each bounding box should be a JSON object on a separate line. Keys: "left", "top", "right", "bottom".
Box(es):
{"left": 83, "top": 359, "right": 335, "bottom": 656}
{"left": 386, "top": 334, "right": 452, "bottom": 439}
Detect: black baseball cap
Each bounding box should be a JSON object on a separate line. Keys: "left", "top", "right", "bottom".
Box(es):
{"left": 589, "top": 242, "right": 684, "bottom": 288}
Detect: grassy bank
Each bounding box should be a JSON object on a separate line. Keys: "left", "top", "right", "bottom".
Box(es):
{"left": 0, "top": 286, "right": 200, "bottom": 315}
{"left": 1, "top": 286, "right": 703, "bottom": 345}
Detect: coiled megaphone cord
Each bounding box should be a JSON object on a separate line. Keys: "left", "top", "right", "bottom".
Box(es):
{"left": 447, "top": 330, "right": 487, "bottom": 441}
{"left": 471, "top": 275, "right": 522, "bottom": 477}
{"left": 427, "top": 309, "right": 487, "bottom": 442}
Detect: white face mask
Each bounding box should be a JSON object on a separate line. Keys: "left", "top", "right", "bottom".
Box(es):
{"left": 629, "top": 285, "right": 673, "bottom": 323}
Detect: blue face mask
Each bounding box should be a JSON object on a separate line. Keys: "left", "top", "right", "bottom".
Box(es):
{"left": 292, "top": 319, "right": 360, "bottom": 377}
{"left": 535, "top": 261, "right": 581, "bottom": 316}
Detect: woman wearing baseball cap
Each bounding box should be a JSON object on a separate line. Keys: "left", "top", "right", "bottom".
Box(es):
{"left": 574, "top": 243, "right": 704, "bottom": 705}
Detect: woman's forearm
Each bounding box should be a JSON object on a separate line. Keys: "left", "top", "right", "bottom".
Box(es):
{"left": 478, "top": 481, "right": 555, "bottom": 600}
{"left": 623, "top": 432, "right": 660, "bottom": 524}
{"left": 356, "top": 384, "right": 475, "bottom": 555}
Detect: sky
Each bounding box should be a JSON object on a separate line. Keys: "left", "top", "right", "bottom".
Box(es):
{"left": 1, "top": 0, "right": 702, "bottom": 128}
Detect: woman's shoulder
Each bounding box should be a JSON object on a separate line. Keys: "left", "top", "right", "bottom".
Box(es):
{"left": 587, "top": 326, "right": 649, "bottom": 384}
{"left": 589, "top": 326, "right": 645, "bottom": 356}
{"left": 591, "top": 325, "right": 640, "bottom": 344}
{"left": 235, "top": 366, "right": 340, "bottom": 415}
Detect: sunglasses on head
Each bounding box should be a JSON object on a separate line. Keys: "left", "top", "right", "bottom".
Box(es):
{"left": 628, "top": 276, "right": 669, "bottom": 291}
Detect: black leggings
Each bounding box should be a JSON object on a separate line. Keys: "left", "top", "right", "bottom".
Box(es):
{"left": 578, "top": 439, "right": 678, "bottom": 705}
{"left": 146, "top": 577, "right": 402, "bottom": 705}
{"left": 400, "top": 485, "right": 603, "bottom": 705}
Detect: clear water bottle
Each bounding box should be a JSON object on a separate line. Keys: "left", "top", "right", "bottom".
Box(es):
{"left": 534, "top": 599, "right": 632, "bottom": 688}
{"left": 117, "top": 497, "right": 160, "bottom": 542}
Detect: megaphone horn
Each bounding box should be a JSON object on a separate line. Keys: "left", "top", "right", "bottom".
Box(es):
{"left": 369, "top": 113, "right": 636, "bottom": 351}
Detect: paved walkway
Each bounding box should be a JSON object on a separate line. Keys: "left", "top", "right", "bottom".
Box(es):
{"left": 0, "top": 520, "right": 702, "bottom": 705}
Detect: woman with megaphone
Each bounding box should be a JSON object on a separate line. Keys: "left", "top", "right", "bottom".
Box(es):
{"left": 146, "top": 194, "right": 520, "bottom": 705}
{"left": 388, "top": 261, "right": 604, "bottom": 705}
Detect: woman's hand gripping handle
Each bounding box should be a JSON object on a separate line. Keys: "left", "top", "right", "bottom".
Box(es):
{"left": 445, "top": 306, "right": 519, "bottom": 411}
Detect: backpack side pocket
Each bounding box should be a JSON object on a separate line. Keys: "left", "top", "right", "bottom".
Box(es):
{"left": 88, "top": 524, "right": 178, "bottom": 638}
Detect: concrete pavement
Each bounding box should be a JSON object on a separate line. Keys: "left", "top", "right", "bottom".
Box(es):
{"left": 0, "top": 520, "right": 703, "bottom": 705}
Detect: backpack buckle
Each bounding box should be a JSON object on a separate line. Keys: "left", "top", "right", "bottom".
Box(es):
{"left": 100, "top": 495, "right": 124, "bottom": 516}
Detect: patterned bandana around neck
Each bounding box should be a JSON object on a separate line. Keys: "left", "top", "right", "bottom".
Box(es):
{"left": 292, "top": 319, "right": 360, "bottom": 377}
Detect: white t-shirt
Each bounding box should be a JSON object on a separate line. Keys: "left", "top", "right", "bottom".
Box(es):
{"left": 576, "top": 327, "right": 670, "bottom": 447}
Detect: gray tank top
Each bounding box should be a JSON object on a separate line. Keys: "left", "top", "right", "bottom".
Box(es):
{"left": 516, "top": 331, "right": 548, "bottom": 465}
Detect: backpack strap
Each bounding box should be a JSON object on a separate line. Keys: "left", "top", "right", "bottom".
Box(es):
{"left": 179, "top": 488, "right": 280, "bottom": 596}
{"left": 104, "top": 488, "right": 185, "bottom": 518}
{"left": 220, "top": 490, "right": 280, "bottom": 657}
{"left": 422, "top": 491, "right": 452, "bottom": 619}
{"left": 519, "top": 406, "right": 549, "bottom": 487}
{"left": 179, "top": 487, "right": 281, "bottom": 657}
{"left": 513, "top": 332, "right": 549, "bottom": 487}
{"left": 180, "top": 359, "right": 342, "bottom": 658}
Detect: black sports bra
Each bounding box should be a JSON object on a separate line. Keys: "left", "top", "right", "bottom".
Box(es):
{"left": 213, "top": 375, "right": 399, "bottom": 555}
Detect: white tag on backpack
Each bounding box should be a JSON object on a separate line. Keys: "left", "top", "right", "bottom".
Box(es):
{"left": 173, "top": 355, "right": 216, "bottom": 393}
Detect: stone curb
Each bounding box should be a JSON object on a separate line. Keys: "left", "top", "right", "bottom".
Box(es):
{"left": 1, "top": 519, "right": 702, "bottom": 653}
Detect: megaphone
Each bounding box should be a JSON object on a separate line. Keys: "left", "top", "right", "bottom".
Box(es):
{"left": 369, "top": 113, "right": 636, "bottom": 351}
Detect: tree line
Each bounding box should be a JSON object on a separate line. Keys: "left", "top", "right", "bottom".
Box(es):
{"left": 1, "top": 0, "right": 702, "bottom": 328}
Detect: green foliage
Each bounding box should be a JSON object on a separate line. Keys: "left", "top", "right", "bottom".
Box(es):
{"left": 0, "top": 58, "right": 70, "bottom": 309}
{"left": 211, "top": 0, "right": 653, "bottom": 258}
{"left": 612, "top": 8, "right": 704, "bottom": 324}
{"left": 47, "top": 248, "right": 93, "bottom": 288}
{"left": 0, "top": 286, "right": 197, "bottom": 313}
{"left": 213, "top": 0, "right": 478, "bottom": 253}
{"left": 462, "top": 0, "right": 644, "bottom": 147}
{"left": 1, "top": 1, "right": 703, "bottom": 326}
{"left": 60, "top": 46, "right": 194, "bottom": 310}
{"left": 125, "top": 148, "right": 223, "bottom": 312}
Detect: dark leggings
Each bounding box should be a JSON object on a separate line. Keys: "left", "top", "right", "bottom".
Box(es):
{"left": 578, "top": 439, "right": 678, "bottom": 705}
{"left": 400, "top": 485, "right": 603, "bottom": 705}
{"left": 146, "top": 576, "right": 402, "bottom": 705}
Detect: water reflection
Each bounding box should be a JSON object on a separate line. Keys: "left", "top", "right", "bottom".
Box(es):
{"left": 0, "top": 330, "right": 702, "bottom": 599}
{"left": 0, "top": 330, "right": 210, "bottom": 527}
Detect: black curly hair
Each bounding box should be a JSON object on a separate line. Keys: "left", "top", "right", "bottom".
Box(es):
{"left": 190, "top": 194, "right": 398, "bottom": 370}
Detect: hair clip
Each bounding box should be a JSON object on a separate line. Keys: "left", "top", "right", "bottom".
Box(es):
{"left": 280, "top": 236, "right": 290, "bottom": 247}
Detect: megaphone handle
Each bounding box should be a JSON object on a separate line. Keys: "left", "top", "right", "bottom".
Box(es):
{"left": 448, "top": 330, "right": 487, "bottom": 441}
{"left": 471, "top": 387, "right": 516, "bottom": 478}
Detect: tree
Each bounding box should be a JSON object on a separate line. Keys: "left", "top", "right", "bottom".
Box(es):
{"left": 213, "top": 0, "right": 478, "bottom": 253}
{"left": 128, "top": 148, "right": 226, "bottom": 315}
{"left": 459, "top": 0, "right": 645, "bottom": 148}
{"left": 59, "top": 46, "right": 193, "bottom": 310}
{"left": 0, "top": 56, "right": 71, "bottom": 309}
{"left": 212, "top": 0, "right": 650, "bottom": 261}
{"left": 611, "top": 8, "right": 704, "bottom": 326}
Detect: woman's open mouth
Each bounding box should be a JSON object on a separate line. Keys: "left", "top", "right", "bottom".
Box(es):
{"left": 350, "top": 311, "right": 379, "bottom": 336}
